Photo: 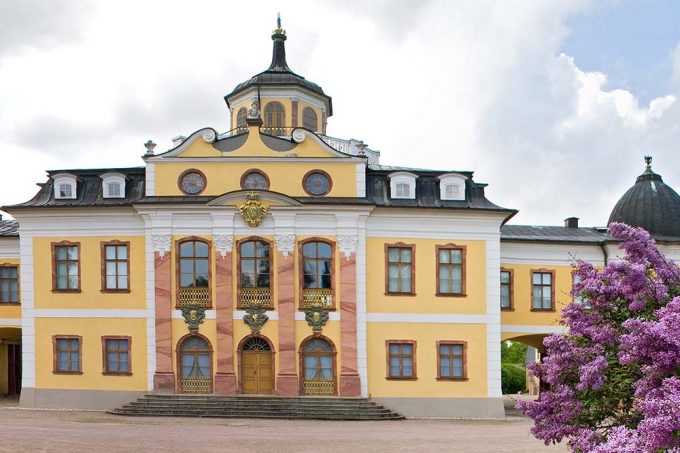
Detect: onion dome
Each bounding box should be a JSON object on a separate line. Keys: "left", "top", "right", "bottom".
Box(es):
{"left": 224, "top": 15, "right": 332, "bottom": 114}
{"left": 608, "top": 156, "right": 680, "bottom": 238}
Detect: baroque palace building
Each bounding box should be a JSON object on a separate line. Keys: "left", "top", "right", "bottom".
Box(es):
{"left": 2, "top": 21, "right": 680, "bottom": 418}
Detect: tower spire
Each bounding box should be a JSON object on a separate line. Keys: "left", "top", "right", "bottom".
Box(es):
{"left": 268, "top": 13, "right": 290, "bottom": 72}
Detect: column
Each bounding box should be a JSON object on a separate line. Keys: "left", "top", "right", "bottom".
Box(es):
{"left": 152, "top": 235, "right": 175, "bottom": 391}
{"left": 275, "top": 234, "right": 298, "bottom": 395}
{"left": 214, "top": 235, "right": 237, "bottom": 394}
{"left": 338, "top": 234, "right": 361, "bottom": 396}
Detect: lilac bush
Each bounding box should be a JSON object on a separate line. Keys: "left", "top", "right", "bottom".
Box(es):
{"left": 518, "top": 223, "right": 680, "bottom": 452}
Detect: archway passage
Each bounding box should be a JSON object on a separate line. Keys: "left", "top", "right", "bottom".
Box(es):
{"left": 0, "top": 327, "right": 21, "bottom": 397}
{"left": 240, "top": 337, "right": 274, "bottom": 394}
{"left": 301, "top": 337, "right": 336, "bottom": 396}
{"left": 178, "top": 335, "right": 212, "bottom": 393}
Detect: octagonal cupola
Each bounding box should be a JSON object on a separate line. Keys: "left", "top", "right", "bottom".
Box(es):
{"left": 224, "top": 15, "right": 332, "bottom": 135}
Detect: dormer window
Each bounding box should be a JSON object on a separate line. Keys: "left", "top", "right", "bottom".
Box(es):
{"left": 53, "top": 174, "right": 77, "bottom": 200}
{"left": 101, "top": 172, "right": 126, "bottom": 199}
{"left": 388, "top": 172, "right": 418, "bottom": 199}
{"left": 438, "top": 174, "right": 467, "bottom": 201}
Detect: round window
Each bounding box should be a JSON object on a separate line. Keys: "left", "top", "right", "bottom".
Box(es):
{"left": 303, "top": 171, "right": 332, "bottom": 196}
{"left": 179, "top": 170, "right": 206, "bottom": 195}
{"left": 241, "top": 170, "right": 270, "bottom": 190}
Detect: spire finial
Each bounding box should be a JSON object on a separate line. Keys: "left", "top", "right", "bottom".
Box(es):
{"left": 277, "top": 12, "right": 281, "bottom": 29}
{"left": 645, "top": 155, "right": 652, "bottom": 168}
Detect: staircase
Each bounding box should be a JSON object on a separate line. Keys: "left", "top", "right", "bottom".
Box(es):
{"left": 110, "top": 394, "right": 404, "bottom": 420}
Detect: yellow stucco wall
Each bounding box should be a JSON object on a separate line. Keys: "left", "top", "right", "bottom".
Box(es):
{"left": 33, "top": 236, "right": 146, "bottom": 310}
{"left": 367, "top": 323, "right": 488, "bottom": 397}
{"left": 500, "top": 263, "right": 571, "bottom": 327}
{"left": 34, "top": 317, "right": 147, "bottom": 391}
{"left": 366, "top": 238, "right": 487, "bottom": 314}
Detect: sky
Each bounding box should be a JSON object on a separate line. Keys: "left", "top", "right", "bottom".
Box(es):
{"left": 1, "top": 0, "right": 679, "bottom": 227}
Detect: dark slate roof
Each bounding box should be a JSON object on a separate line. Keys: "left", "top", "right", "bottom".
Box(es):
{"left": 4, "top": 167, "right": 145, "bottom": 209}
{"left": 4, "top": 164, "right": 515, "bottom": 217}
{"left": 501, "top": 225, "right": 610, "bottom": 243}
{"left": 224, "top": 28, "right": 332, "bottom": 114}
{"left": 608, "top": 162, "right": 680, "bottom": 239}
{"left": 0, "top": 220, "right": 19, "bottom": 237}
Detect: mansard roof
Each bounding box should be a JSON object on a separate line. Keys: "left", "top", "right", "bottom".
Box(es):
{"left": 4, "top": 167, "right": 145, "bottom": 209}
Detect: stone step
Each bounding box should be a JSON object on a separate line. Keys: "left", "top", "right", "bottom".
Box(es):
{"left": 111, "top": 394, "right": 404, "bottom": 420}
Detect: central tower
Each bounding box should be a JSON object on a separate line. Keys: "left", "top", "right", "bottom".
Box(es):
{"left": 224, "top": 17, "right": 333, "bottom": 135}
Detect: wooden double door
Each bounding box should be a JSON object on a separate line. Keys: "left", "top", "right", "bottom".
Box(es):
{"left": 241, "top": 351, "right": 273, "bottom": 394}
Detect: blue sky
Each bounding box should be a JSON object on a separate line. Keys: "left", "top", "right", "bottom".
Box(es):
{"left": 561, "top": 0, "right": 680, "bottom": 105}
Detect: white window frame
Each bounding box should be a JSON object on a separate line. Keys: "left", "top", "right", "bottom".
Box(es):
{"left": 101, "top": 172, "right": 126, "bottom": 199}
{"left": 53, "top": 174, "right": 77, "bottom": 200}
{"left": 438, "top": 173, "right": 467, "bottom": 201}
{"left": 388, "top": 172, "right": 418, "bottom": 199}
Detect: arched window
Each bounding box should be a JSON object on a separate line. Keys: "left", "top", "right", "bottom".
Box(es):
{"left": 302, "top": 107, "right": 317, "bottom": 131}
{"left": 264, "top": 102, "right": 285, "bottom": 135}
{"left": 178, "top": 239, "right": 210, "bottom": 308}
{"left": 236, "top": 107, "right": 247, "bottom": 133}
{"left": 301, "top": 337, "right": 336, "bottom": 395}
{"left": 178, "top": 335, "right": 212, "bottom": 393}
{"left": 300, "top": 240, "right": 333, "bottom": 309}
{"left": 238, "top": 239, "right": 272, "bottom": 308}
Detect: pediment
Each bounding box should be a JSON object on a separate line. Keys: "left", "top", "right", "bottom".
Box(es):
{"left": 208, "top": 189, "right": 303, "bottom": 207}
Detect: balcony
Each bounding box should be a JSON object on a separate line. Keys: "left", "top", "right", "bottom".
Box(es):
{"left": 177, "top": 287, "right": 211, "bottom": 308}
{"left": 301, "top": 288, "right": 334, "bottom": 310}
{"left": 238, "top": 287, "right": 273, "bottom": 309}
{"left": 303, "top": 378, "right": 335, "bottom": 395}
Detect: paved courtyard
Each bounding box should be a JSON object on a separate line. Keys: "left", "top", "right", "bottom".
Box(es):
{"left": 0, "top": 400, "right": 566, "bottom": 453}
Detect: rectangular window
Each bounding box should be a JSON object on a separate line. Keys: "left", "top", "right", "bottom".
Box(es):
{"left": 53, "top": 243, "right": 80, "bottom": 291}
{"left": 0, "top": 266, "right": 19, "bottom": 304}
{"left": 436, "top": 245, "right": 465, "bottom": 295}
{"left": 107, "top": 182, "right": 121, "bottom": 197}
{"left": 53, "top": 336, "right": 81, "bottom": 373}
{"left": 58, "top": 183, "right": 72, "bottom": 198}
{"left": 438, "top": 341, "right": 466, "bottom": 379}
{"left": 102, "top": 242, "right": 129, "bottom": 291}
{"left": 386, "top": 244, "right": 415, "bottom": 294}
{"left": 102, "top": 337, "right": 131, "bottom": 374}
{"left": 500, "top": 269, "right": 513, "bottom": 309}
{"left": 395, "top": 183, "right": 410, "bottom": 198}
{"left": 386, "top": 341, "right": 416, "bottom": 379}
{"left": 531, "top": 270, "right": 554, "bottom": 310}
{"left": 572, "top": 273, "right": 583, "bottom": 304}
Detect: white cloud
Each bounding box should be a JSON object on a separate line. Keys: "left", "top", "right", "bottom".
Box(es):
{"left": 1, "top": 0, "right": 679, "bottom": 229}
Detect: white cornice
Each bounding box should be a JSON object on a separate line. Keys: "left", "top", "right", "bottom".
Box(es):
{"left": 226, "top": 87, "right": 330, "bottom": 111}
{"left": 146, "top": 156, "right": 364, "bottom": 163}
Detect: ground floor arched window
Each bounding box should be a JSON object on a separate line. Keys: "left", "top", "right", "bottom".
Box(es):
{"left": 301, "top": 336, "right": 336, "bottom": 395}
{"left": 178, "top": 335, "right": 212, "bottom": 393}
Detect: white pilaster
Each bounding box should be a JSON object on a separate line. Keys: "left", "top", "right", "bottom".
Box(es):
{"left": 486, "top": 236, "right": 502, "bottom": 398}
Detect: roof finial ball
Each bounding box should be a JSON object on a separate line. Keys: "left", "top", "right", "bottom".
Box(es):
{"left": 273, "top": 13, "right": 286, "bottom": 38}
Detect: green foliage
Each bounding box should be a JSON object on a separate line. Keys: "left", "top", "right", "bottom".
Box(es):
{"left": 502, "top": 363, "right": 526, "bottom": 394}
{"left": 501, "top": 341, "right": 528, "bottom": 365}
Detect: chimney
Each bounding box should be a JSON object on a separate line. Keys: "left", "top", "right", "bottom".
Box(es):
{"left": 564, "top": 217, "right": 579, "bottom": 228}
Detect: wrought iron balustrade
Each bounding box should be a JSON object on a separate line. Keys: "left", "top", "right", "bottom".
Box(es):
{"left": 238, "top": 287, "right": 273, "bottom": 309}
{"left": 303, "top": 378, "right": 335, "bottom": 395}
{"left": 180, "top": 377, "right": 211, "bottom": 393}
{"left": 177, "top": 287, "right": 211, "bottom": 308}
{"left": 301, "top": 288, "right": 334, "bottom": 309}
{"left": 260, "top": 126, "right": 295, "bottom": 137}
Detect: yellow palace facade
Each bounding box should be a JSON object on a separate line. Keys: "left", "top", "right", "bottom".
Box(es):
{"left": 2, "top": 22, "right": 679, "bottom": 418}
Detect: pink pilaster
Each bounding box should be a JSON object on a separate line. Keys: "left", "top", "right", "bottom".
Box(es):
{"left": 153, "top": 251, "right": 175, "bottom": 391}
{"left": 214, "top": 252, "right": 237, "bottom": 394}
{"left": 276, "top": 251, "right": 298, "bottom": 395}
{"left": 339, "top": 253, "right": 361, "bottom": 396}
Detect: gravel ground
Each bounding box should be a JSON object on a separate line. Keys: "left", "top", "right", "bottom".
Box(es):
{"left": 0, "top": 405, "right": 567, "bottom": 453}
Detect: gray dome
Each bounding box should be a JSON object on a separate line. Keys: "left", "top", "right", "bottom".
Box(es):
{"left": 608, "top": 159, "right": 680, "bottom": 238}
